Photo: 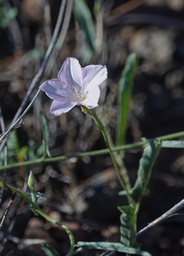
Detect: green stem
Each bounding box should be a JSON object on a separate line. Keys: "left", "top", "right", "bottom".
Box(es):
{"left": 157, "top": 131, "right": 184, "bottom": 140}
{"left": 1, "top": 130, "right": 184, "bottom": 172}
{"left": 0, "top": 142, "right": 144, "bottom": 172}
{"left": 87, "top": 109, "right": 134, "bottom": 203}
{"left": 0, "top": 179, "right": 75, "bottom": 256}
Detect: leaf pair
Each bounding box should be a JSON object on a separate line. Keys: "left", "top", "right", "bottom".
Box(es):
{"left": 119, "top": 140, "right": 161, "bottom": 250}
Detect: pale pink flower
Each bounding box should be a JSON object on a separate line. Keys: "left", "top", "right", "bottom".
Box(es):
{"left": 40, "top": 57, "right": 107, "bottom": 116}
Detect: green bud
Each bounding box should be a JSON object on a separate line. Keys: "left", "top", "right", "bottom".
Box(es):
{"left": 28, "top": 171, "right": 35, "bottom": 190}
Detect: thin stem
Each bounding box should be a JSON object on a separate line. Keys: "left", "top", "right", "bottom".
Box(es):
{"left": 0, "top": 179, "right": 75, "bottom": 256}
{"left": 0, "top": 141, "right": 144, "bottom": 172}
{"left": 0, "top": 131, "right": 184, "bottom": 171}
{"left": 157, "top": 131, "right": 184, "bottom": 140}
{"left": 0, "top": 106, "right": 8, "bottom": 206}
{"left": 88, "top": 110, "right": 133, "bottom": 203}
{"left": 56, "top": 0, "right": 73, "bottom": 51}
{"left": 136, "top": 198, "right": 184, "bottom": 238}
{"left": 1, "top": 129, "right": 184, "bottom": 172}
{"left": 0, "top": 89, "right": 41, "bottom": 143}
{"left": 0, "top": 0, "right": 71, "bottom": 152}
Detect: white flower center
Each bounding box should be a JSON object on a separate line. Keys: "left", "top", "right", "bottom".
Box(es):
{"left": 73, "top": 88, "right": 87, "bottom": 102}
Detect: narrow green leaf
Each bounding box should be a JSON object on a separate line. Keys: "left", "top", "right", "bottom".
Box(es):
{"left": 42, "top": 243, "right": 60, "bottom": 256}
{"left": 73, "top": 0, "right": 96, "bottom": 53}
{"left": 119, "top": 205, "right": 139, "bottom": 248}
{"left": 162, "top": 140, "right": 184, "bottom": 148}
{"left": 7, "top": 131, "right": 20, "bottom": 157}
{"left": 77, "top": 241, "right": 151, "bottom": 256}
{"left": 132, "top": 139, "right": 162, "bottom": 202}
{"left": 0, "top": 131, "right": 20, "bottom": 164}
{"left": 116, "top": 53, "right": 137, "bottom": 146}
{"left": 40, "top": 112, "right": 50, "bottom": 157}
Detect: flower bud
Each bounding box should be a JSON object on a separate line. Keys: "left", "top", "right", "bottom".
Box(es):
{"left": 28, "top": 171, "right": 35, "bottom": 190}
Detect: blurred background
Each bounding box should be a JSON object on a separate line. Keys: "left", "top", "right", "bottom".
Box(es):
{"left": 0, "top": 0, "right": 184, "bottom": 255}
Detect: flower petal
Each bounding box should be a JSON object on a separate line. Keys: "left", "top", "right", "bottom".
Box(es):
{"left": 82, "top": 65, "right": 107, "bottom": 92}
{"left": 81, "top": 86, "right": 100, "bottom": 109}
{"left": 40, "top": 58, "right": 107, "bottom": 116}
{"left": 50, "top": 100, "right": 77, "bottom": 116}
{"left": 40, "top": 79, "right": 74, "bottom": 100}
{"left": 58, "top": 57, "right": 83, "bottom": 92}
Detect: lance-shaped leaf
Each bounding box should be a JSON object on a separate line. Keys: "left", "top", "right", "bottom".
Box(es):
{"left": 77, "top": 241, "right": 151, "bottom": 255}
{"left": 132, "top": 139, "right": 162, "bottom": 202}
{"left": 73, "top": 0, "right": 96, "bottom": 53}
{"left": 0, "top": 131, "right": 19, "bottom": 162}
{"left": 40, "top": 112, "right": 50, "bottom": 157}
{"left": 116, "top": 53, "right": 137, "bottom": 146}
{"left": 162, "top": 140, "right": 184, "bottom": 148}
